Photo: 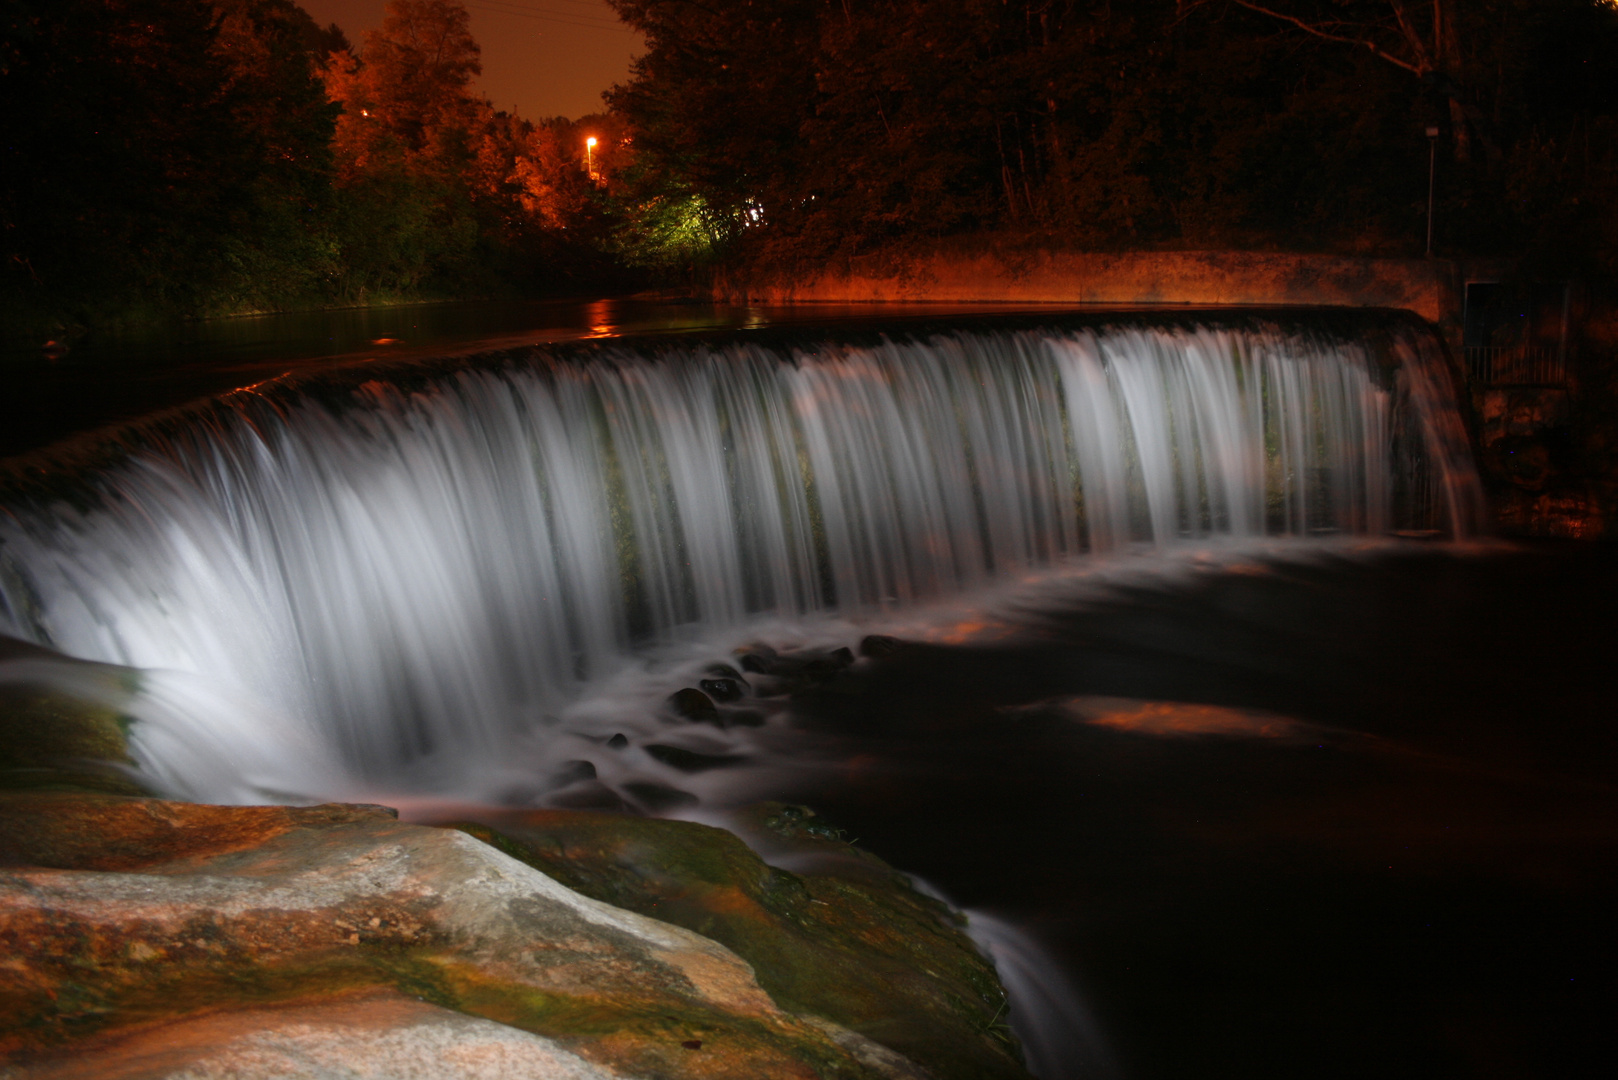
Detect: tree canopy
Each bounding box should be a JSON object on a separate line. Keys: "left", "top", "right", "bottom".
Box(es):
{"left": 5, "top": 0, "right": 1615, "bottom": 333}
{"left": 2, "top": 0, "right": 612, "bottom": 335}
{"left": 604, "top": 0, "right": 1618, "bottom": 274}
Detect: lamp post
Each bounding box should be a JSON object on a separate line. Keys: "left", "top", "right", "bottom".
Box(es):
{"left": 586, "top": 136, "right": 598, "bottom": 182}
{"left": 1425, "top": 124, "right": 1440, "bottom": 257}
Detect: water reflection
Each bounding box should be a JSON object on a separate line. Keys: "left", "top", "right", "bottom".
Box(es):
{"left": 1, "top": 296, "right": 1074, "bottom": 459}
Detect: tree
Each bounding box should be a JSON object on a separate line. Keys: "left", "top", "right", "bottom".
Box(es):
{"left": 1192, "top": 1, "right": 1618, "bottom": 264}
{"left": 1196, "top": 1, "right": 1495, "bottom": 162}
{"left": 321, "top": 0, "right": 614, "bottom": 298}
{"left": 327, "top": 0, "right": 480, "bottom": 160}
{"left": 602, "top": 0, "right": 1618, "bottom": 270}
{"left": 1, "top": 0, "right": 339, "bottom": 329}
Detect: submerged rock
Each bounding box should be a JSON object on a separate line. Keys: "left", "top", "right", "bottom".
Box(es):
{"left": 718, "top": 707, "right": 767, "bottom": 727}
{"left": 699, "top": 677, "right": 749, "bottom": 703}
{"left": 620, "top": 780, "right": 700, "bottom": 811}
{"left": 643, "top": 744, "right": 748, "bottom": 772}
{"left": 859, "top": 635, "right": 909, "bottom": 659}
{"left": 665, "top": 687, "right": 720, "bottom": 723}
{"left": 727, "top": 643, "right": 864, "bottom": 702}
{"left": 734, "top": 644, "right": 779, "bottom": 674}
{"left": 545, "top": 780, "right": 633, "bottom": 813}
{"left": 737, "top": 647, "right": 853, "bottom": 679}
{"left": 552, "top": 759, "right": 598, "bottom": 785}
{"left": 0, "top": 793, "right": 924, "bottom": 1079}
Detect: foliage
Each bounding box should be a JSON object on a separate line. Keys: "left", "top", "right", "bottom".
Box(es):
{"left": 1, "top": 0, "right": 342, "bottom": 329}
{"left": 607, "top": 192, "right": 735, "bottom": 270}
{"left": 603, "top": 0, "right": 1618, "bottom": 273}
{"left": 310, "top": 0, "right": 617, "bottom": 300}
{"left": 1, "top": 0, "right": 620, "bottom": 338}
{"left": 8, "top": 0, "right": 1615, "bottom": 331}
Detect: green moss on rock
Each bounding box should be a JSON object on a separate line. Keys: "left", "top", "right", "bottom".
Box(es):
{"left": 0, "top": 682, "right": 147, "bottom": 796}
{"left": 442, "top": 810, "right": 1031, "bottom": 1080}
{"left": 0, "top": 795, "right": 914, "bottom": 1079}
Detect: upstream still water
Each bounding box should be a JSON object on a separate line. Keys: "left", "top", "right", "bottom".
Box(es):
{"left": 1, "top": 303, "right": 1613, "bottom": 1079}
{"left": 3, "top": 297, "right": 1039, "bottom": 458}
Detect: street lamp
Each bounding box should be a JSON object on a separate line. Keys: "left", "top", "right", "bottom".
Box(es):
{"left": 586, "top": 136, "right": 598, "bottom": 181}
{"left": 1425, "top": 124, "right": 1440, "bottom": 257}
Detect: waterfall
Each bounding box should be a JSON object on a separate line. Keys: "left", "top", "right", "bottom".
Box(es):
{"left": 0, "top": 320, "right": 1482, "bottom": 800}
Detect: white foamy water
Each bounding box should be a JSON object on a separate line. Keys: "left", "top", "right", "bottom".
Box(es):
{"left": 0, "top": 322, "right": 1482, "bottom": 802}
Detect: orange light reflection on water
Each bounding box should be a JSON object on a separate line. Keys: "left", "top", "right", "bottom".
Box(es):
{"left": 584, "top": 299, "right": 616, "bottom": 338}
{"left": 226, "top": 372, "right": 293, "bottom": 396}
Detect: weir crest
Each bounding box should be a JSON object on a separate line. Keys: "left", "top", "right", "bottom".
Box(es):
{"left": 0, "top": 317, "right": 1484, "bottom": 801}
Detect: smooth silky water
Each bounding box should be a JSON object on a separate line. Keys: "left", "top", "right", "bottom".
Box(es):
{"left": 2, "top": 311, "right": 1611, "bottom": 1079}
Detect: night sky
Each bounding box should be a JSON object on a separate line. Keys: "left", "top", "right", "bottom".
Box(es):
{"left": 299, "top": 0, "right": 643, "bottom": 119}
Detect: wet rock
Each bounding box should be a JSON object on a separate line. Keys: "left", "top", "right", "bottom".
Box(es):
{"left": 700, "top": 677, "right": 749, "bottom": 703}
{"left": 719, "top": 708, "right": 767, "bottom": 728}
{"left": 0, "top": 668, "right": 146, "bottom": 796}
{"left": 664, "top": 687, "right": 720, "bottom": 723}
{"left": 6, "top": 990, "right": 621, "bottom": 1080}
{"left": 747, "top": 675, "right": 801, "bottom": 699}
{"left": 735, "top": 642, "right": 859, "bottom": 679}
{"left": 858, "top": 635, "right": 909, "bottom": 659}
{"left": 545, "top": 781, "right": 633, "bottom": 813}
{"left": 734, "top": 643, "right": 779, "bottom": 665}
{"left": 705, "top": 663, "right": 747, "bottom": 681}
{"left": 606, "top": 733, "right": 629, "bottom": 750}
{"left": 552, "top": 759, "right": 598, "bottom": 786}
{"left": 0, "top": 792, "right": 395, "bottom": 873}
{"left": 761, "top": 803, "right": 852, "bottom": 844}
{"left": 620, "top": 780, "right": 700, "bottom": 811}
{"left": 0, "top": 792, "right": 917, "bottom": 1079}
{"left": 644, "top": 744, "right": 748, "bottom": 773}
{"left": 801, "top": 671, "right": 869, "bottom": 700}
{"left": 446, "top": 809, "right": 1031, "bottom": 1080}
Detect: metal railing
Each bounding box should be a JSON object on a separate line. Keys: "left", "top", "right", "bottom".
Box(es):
{"left": 1464, "top": 346, "right": 1569, "bottom": 387}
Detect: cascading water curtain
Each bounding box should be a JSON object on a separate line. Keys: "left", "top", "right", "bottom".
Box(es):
{"left": 0, "top": 324, "right": 1480, "bottom": 798}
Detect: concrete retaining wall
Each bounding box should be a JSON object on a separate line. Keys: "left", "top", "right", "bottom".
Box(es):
{"left": 716, "top": 248, "right": 1513, "bottom": 352}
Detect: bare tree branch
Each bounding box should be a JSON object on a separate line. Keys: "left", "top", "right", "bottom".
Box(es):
{"left": 1227, "top": 0, "right": 1426, "bottom": 75}
{"left": 1386, "top": 2, "right": 1436, "bottom": 71}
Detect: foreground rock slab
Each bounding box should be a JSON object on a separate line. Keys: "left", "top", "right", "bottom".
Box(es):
{"left": 5, "top": 989, "right": 617, "bottom": 1080}
{"left": 444, "top": 806, "right": 1028, "bottom": 1080}
{"left": 0, "top": 793, "right": 925, "bottom": 1079}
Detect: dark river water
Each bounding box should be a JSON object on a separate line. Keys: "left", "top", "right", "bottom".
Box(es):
{"left": 776, "top": 541, "right": 1616, "bottom": 1080}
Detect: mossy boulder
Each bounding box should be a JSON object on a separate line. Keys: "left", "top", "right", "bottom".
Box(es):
{"left": 0, "top": 658, "right": 146, "bottom": 796}
{"left": 439, "top": 807, "right": 1030, "bottom": 1080}
{"left": 0, "top": 793, "right": 923, "bottom": 1079}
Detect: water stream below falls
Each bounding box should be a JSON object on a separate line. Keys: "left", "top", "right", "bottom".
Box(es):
{"left": 3, "top": 311, "right": 1610, "bottom": 1079}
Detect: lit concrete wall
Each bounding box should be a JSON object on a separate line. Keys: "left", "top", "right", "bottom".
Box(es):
{"left": 716, "top": 248, "right": 1513, "bottom": 352}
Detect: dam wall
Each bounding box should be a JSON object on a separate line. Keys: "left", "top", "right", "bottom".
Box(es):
{"left": 716, "top": 248, "right": 1513, "bottom": 353}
